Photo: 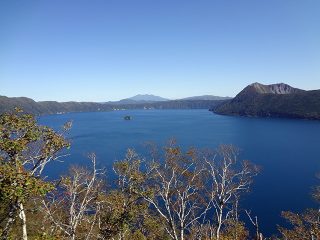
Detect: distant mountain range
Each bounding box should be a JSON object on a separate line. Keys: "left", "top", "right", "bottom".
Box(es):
{"left": 0, "top": 94, "right": 228, "bottom": 115}
{"left": 107, "top": 94, "right": 230, "bottom": 105}
{"left": 179, "top": 95, "right": 231, "bottom": 101}
{"left": 211, "top": 82, "right": 320, "bottom": 120}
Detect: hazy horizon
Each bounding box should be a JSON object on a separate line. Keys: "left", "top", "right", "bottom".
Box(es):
{"left": 1, "top": 0, "right": 320, "bottom": 101}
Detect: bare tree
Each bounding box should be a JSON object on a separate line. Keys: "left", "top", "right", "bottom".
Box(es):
{"left": 98, "top": 149, "right": 147, "bottom": 240}
{"left": 42, "top": 154, "right": 104, "bottom": 240}
{"left": 204, "top": 145, "right": 259, "bottom": 240}
{"left": 140, "top": 143, "right": 211, "bottom": 240}
{"left": 245, "top": 210, "right": 264, "bottom": 240}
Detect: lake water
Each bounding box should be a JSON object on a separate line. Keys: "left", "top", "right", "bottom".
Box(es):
{"left": 39, "top": 109, "right": 320, "bottom": 235}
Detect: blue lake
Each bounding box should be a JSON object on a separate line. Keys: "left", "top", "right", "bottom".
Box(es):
{"left": 39, "top": 109, "right": 320, "bottom": 235}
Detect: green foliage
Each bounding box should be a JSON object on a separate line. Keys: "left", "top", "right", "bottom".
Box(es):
{"left": 0, "top": 109, "right": 69, "bottom": 202}
{"left": 0, "top": 108, "right": 70, "bottom": 238}
{"left": 0, "top": 163, "right": 54, "bottom": 202}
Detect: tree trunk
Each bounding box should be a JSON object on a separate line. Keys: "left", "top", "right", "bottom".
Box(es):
{"left": 171, "top": 222, "right": 179, "bottom": 240}
{"left": 216, "top": 208, "right": 223, "bottom": 240}
{"left": 1, "top": 203, "right": 17, "bottom": 240}
{"left": 18, "top": 202, "right": 28, "bottom": 240}
{"left": 255, "top": 217, "right": 259, "bottom": 240}
{"left": 216, "top": 223, "right": 221, "bottom": 240}
{"left": 180, "top": 225, "right": 184, "bottom": 240}
{"left": 259, "top": 233, "right": 263, "bottom": 240}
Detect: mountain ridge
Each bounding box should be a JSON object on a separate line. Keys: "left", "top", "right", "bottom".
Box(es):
{"left": 179, "top": 95, "right": 231, "bottom": 101}
{"left": 248, "top": 82, "right": 304, "bottom": 94}
{"left": 126, "top": 94, "right": 169, "bottom": 102}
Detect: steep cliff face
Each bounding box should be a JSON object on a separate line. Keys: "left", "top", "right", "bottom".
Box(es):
{"left": 249, "top": 83, "right": 304, "bottom": 95}
{"left": 212, "top": 83, "right": 320, "bottom": 120}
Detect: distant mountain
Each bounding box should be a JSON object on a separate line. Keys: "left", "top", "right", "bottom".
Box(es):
{"left": 212, "top": 83, "right": 320, "bottom": 120}
{"left": 179, "top": 95, "right": 231, "bottom": 101}
{"left": 126, "top": 94, "right": 169, "bottom": 102}
{"left": 107, "top": 94, "right": 169, "bottom": 105}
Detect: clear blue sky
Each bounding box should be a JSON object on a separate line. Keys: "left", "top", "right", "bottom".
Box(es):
{"left": 1, "top": 0, "right": 319, "bottom": 101}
